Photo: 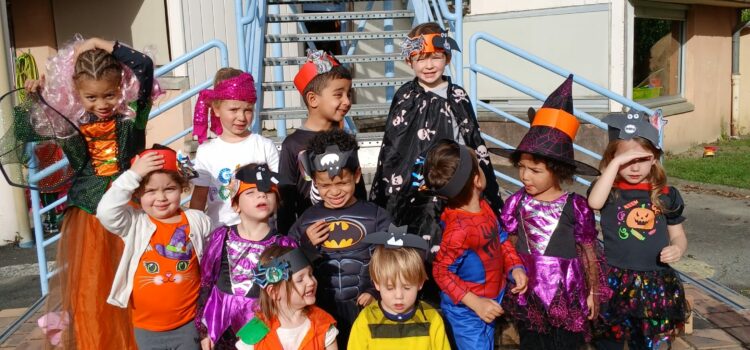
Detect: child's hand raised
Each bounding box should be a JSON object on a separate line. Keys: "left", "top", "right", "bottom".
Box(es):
{"left": 130, "top": 152, "right": 165, "bottom": 178}
{"left": 305, "top": 220, "right": 330, "bottom": 246}
{"left": 610, "top": 149, "right": 654, "bottom": 168}
{"left": 510, "top": 268, "right": 528, "bottom": 294}
{"left": 660, "top": 245, "right": 683, "bottom": 264}
{"left": 24, "top": 77, "right": 45, "bottom": 93}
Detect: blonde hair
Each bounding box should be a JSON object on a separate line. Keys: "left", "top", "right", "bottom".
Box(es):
{"left": 369, "top": 246, "right": 428, "bottom": 286}
{"left": 600, "top": 138, "right": 667, "bottom": 212}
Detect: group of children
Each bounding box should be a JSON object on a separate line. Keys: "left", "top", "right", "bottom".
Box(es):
{"left": 8, "top": 21, "right": 690, "bottom": 350}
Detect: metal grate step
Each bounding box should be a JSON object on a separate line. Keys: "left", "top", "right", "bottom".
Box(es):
{"left": 265, "top": 53, "right": 404, "bottom": 66}
{"left": 267, "top": 10, "right": 413, "bottom": 22}
{"left": 262, "top": 77, "right": 411, "bottom": 91}
{"left": 261, "top": 103, "right": 391, "bottom": 120}
{"left": 268, "top": 0, "right": 387, "bottom": 3}
{"left": 265, "top": 30, "right": 410, "bottom": 43}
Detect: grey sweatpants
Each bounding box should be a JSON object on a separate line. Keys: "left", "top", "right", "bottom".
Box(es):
{"left": 134, "top": 321, "right": 200, "bottom": 350}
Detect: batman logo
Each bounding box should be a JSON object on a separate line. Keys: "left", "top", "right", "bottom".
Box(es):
{"left": 322, "top": 219, "right": 365, "bottom": 251}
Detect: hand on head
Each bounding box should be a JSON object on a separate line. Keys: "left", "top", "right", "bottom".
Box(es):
{"left": 130, "top": 152, "right": 165, "bottom": 178}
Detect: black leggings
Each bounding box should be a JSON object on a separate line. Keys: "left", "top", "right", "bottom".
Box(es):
{"left": 518, "top": 326, "right": 583, "bottom": 350}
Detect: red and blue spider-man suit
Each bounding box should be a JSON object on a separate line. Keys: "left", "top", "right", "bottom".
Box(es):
{"left": 433, "top": 199, "right": 523, "bottom": 350}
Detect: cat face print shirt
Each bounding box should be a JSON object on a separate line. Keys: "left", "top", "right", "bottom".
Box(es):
{"left": 132, "top": 212, "right": 201, "bottom": 331}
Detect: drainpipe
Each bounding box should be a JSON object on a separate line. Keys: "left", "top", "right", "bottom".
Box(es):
{"left": 731, "top": 14, "right": 750, "bottom": 137}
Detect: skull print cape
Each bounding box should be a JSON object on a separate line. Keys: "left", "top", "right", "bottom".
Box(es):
{"left": 370, "top": 77, "right": 504, "bottom": 252}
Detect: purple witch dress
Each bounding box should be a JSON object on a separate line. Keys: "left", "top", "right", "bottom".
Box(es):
{"left": 196, "top": 226, "right": 297, "bottom": 344}
{"left": 500, "top": 191, "right": 609, "bottom": 339}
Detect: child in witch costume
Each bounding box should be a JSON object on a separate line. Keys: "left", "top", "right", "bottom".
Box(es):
{"left": 426, "top": 140, "right": 527, "bottom": 350}
{"left": 190, "top": 69, "right": 279, "bottom": 230}
{"left": 277, "top": 50, "right": 367, "bottom": 235}
{"left": 490, "top": 75, "right": 610, "bottom": 349}
{"left": 589, "top": 111, "right": 689, "bottom": 350}
{"left": 5, "top": 37, "right": 161, "bottom": 348}
{"left": 234, "top": 245, "right": 338, "bottom": 350}
{"left": 370, "top": 22, "right": 503, "bottom": 254}
{"left": 348, "top": 224, "right": 450, "bottom": 350}
{"left": 197, "top": 164, "right": 297, "bottom": 348}
{"left": 96, "top": 145, "right": 211, "bottom": 349}
{"left": 289, "top": 129, "right": 391, "bottom": 349}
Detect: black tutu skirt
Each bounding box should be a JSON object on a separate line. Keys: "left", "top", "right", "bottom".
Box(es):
{"left": 597, "top": 266, "right": 690, "bottom": 348}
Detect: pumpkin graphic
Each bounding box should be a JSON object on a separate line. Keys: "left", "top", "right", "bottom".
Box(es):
{"left": 321, "top": 218, "right": 365, "bottom": 251}
{"left": 625, "top": 205, "right": 655, "bottom": 230}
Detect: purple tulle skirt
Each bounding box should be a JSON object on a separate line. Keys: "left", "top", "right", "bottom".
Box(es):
{"left": 202, "top": 286, "right": 258, "bottom": 342}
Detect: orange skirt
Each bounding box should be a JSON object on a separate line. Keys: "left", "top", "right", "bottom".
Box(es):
{"left": 45, "top": 207, "right": 136, "bottom": 349}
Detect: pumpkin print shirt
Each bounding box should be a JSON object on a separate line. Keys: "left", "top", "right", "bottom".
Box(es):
{"left": 598, "top": 182, "right": 685, "bottom": 271}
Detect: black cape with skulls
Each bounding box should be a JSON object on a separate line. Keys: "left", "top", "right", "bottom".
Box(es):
{"left": 369, "top": 77, "right": 504, "bottom": 253}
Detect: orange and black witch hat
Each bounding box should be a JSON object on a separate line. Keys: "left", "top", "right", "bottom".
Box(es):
{"left": 490, "top": 75, "right": 599, "bottom": 176}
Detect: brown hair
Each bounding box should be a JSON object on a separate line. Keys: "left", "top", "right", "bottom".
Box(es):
{"left": 213, "top": 67, "right": 244, "bottom": 85}
{"left": 301, "top": 65, "right": 352, "bottom": 107}
{"left": 211, "top": 67, "right": 245, "bottom": 109}
{"left": 600, "top": 138, "right": 667, "bottom": 212}
{"left": 509, "top": 152, "right": 576, "bottom": 183}
{"left": 73, "top": 49, "right": 122, "bottom": 86}
{"left": 257, "top": 245, "right": 311, "bottom": 321}
{"left": 133, "top": 170, "right": 190, "bottom": 199}
{"left": 406, "top": 22, "right": 452, "bottom": 62}
{"left": 370, "top": 246, "right": 428, "bottom": 286}
{"left": 425, "top": 141, "right": 480, "bottom": 207}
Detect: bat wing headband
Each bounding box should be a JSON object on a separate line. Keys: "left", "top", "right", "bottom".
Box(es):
{"left": 401, "top": 30, "right": 460, "bottom": 58}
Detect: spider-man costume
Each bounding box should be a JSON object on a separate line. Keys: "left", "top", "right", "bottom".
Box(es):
{"left": 433, "top": 199, "right": 523, "bottom": 350}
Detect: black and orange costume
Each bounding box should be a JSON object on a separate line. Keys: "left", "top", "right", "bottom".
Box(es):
{"left": 2, "top": 42, "right": 155, "bottom": 349}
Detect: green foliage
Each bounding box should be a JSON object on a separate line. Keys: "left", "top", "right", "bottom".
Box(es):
{"left": 742, "top": 9, "right": 750, "bottom": 23}
{"left": 665, "top": 138, "right": 750, "bottom": 189}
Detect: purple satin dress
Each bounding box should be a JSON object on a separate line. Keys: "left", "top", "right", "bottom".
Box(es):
{"left": 197, "top": 226, "right": 297, "bottom": 342}
{"left": 501, "top": 191, "right": 600, "bottom": 335}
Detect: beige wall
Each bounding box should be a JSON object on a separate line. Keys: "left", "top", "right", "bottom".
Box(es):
{"left": 739, "top": 28, "right": 750, "bottom": 135}
{"left": 470, "top": 0, "right": 612, "bottom": 15}
{"left": 145, "top": 88, "right": 193, "bottom": 153}
{"left": 662, "top": 6, "right": 735, "bottom": 153}
{"left": 52, "top": 0, "right": 170, "bottom": 65}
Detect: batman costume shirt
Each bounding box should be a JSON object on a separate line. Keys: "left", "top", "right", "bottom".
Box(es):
{"left": 288, "top": 200, "right": 392, "bottom": 348}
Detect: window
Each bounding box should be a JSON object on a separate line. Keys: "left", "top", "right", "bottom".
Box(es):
{"left": 632, "top": 3, "right": 686, "bottom": 101}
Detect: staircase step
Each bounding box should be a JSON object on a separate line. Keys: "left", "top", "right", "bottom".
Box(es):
{"left": 262, "top": 77, "right": 411, "bottom": 91}
{"left": 261, "top": 103, "right": 391, "bottom": 120}
{"left": 267, "top": 10, "right": 413, "bottom": 22}
{"left": 265, "top": 53, "right": 403, "bottom": 66}
{"left": 265, "top": 30, "right": 410, "bottom": 43}
{"left": 268, "top": 0, "right": 387, "bottom": 3}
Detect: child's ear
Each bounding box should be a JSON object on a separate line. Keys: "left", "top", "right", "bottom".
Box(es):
{"left": 473, "top": 173, "right": 482, "bottom": 188}
{"left": 306, "top": 91, "right": 319, "bottom": 108}
{"left": 373, "top": 282, "right": 382, "bottom": 292}
{"left": 354, "top": 168, "right": 362, "bottom": 184}
{"left": 418, "top": 282, "right": 425, "bottom": 291}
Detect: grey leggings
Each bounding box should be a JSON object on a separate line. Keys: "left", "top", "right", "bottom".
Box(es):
{"left": 134, "top": 321, "right": 200, "bottom": 350}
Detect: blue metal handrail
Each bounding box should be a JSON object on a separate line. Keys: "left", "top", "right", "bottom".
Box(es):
{"left": 468, "top": 31, "right": 664, "bottom": 188}
{"left": 27, "top": 40, "right": 229, "bottom": 295}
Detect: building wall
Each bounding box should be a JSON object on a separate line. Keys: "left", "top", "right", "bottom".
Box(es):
{"left": 471, "top": 0, "right": 612, "bottom": 14}
{"left": 738, "top": 29, "right": 750, "bottom": 135}
{"left": 52, "top": 0, "right": 170, "bottom": 65}
{"left": 662, "top": 6, "right": 735, "bottom": 153}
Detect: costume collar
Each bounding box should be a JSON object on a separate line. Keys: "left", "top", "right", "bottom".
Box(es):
{"left": 379, "top": 301, "right": 417, "bottom": 322}
{"left": 614, "top": 181, "right": 669, "bottom": 193}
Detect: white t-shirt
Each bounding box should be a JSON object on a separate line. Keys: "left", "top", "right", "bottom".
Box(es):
{"left": 192, "top": 134, "right": 279, "bottom": 229}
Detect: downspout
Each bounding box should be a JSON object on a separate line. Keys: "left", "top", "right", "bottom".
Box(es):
{"left": 731, "top": 13, "right": 750, "bottom": 137}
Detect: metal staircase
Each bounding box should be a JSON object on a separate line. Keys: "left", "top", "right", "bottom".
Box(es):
{"left": 259, "top": 0, "right": 414, "bottom": 136}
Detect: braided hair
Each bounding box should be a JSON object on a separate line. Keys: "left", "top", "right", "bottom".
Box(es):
{"left": 73, "top": 49, "right": 122, "bottom": 85}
